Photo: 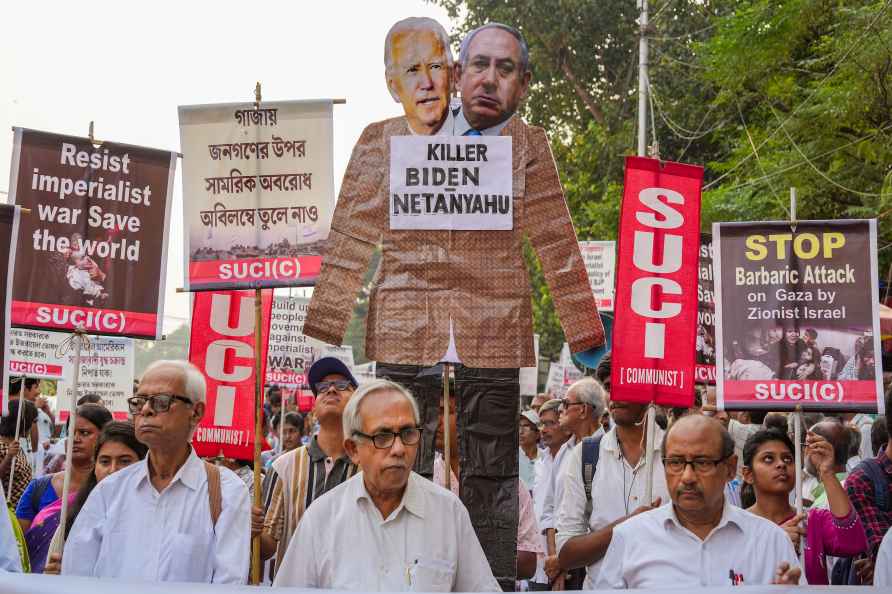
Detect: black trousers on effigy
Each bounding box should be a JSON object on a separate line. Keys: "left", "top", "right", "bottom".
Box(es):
{"left": 376, "top": 363, "right": 520, "bottom": 592}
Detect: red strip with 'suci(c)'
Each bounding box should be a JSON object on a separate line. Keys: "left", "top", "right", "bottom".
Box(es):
{"left": 722, "top": 380, "right": 879, "bottom": 411}
{"left": 12, "top": 301, "right": 157, "bottom": 338}
{"left": 188, "top": 256, "right": 322, "bottom": 287}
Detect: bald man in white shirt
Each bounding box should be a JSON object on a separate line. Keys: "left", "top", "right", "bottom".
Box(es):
{"left": 595, "top": 415, "right": 801, "bottom": 588}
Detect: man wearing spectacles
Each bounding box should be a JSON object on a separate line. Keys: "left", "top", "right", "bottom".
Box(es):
{"left": 556, "top": 371, "right": 667, "bottom": 590}
{"left": 596, "top": 415, "right": 801, "bottom": 588}
{"left": 274, "top": 379, "right": 499, "bottom": 591}
{"left": 63, "top": 360, "right": 251, "bottom": 583}
{"left": 256, "top": 357, "right": 359, "bottom": 576}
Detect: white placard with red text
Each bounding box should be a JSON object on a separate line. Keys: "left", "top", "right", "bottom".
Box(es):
{"left": 580, "top": 241, "right": 616, "bottom": 311}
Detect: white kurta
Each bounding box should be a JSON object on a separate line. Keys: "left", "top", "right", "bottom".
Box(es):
{"left": 62, "top": 449, "right": 251, "bottom": 584}
{"left": 273, "top": 471, "right": 500, "bottom": 591}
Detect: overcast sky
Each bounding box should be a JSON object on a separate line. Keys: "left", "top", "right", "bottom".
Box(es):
{"left": 0, "top": 0, "right": 454, "bottom": 333}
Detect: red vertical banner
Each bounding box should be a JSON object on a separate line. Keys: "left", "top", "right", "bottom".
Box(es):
{"left": 611, "top": 157, "right": 703, "bottom": 407}
{"left": 190, "top": 290, "right": 273, "bottom": 460}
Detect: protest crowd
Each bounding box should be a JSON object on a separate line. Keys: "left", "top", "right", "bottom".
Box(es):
{"left": 2, "top": 7, "right": 892, "bottom": 594}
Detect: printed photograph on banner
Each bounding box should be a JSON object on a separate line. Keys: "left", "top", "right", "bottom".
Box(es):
{"left": 179, "top": 101, "right": 335, "bottom": 290}
{"left": 696, "top": 234, "right": 716, "bottom": 384}
{"left": 389, "top": 136, "right": 513, "bottom": 230}
{"left": 610, "top": 156, "right": 703, "bottom": 407}
{"left": 7, "top": 128, "right": 175, "bottom": 339}
{"left": 1, "top": 205, "right": 20, "bottom": 415}
{"left": 579, "top": 241, "right": 616, "bottom": 311}
{"left": 714, "top": 219, "right": 883, "bottom": 413}
{"left": 189, "top": 290, "right": 273, "bottom": 460}
{"left": 56, "top": 334, "right": 135, "bottom": 421}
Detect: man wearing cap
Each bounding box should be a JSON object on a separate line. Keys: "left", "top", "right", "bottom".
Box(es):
{"left": 255, "top": 357, "right": 359, "bottom": 576}
{"left": 519, "top": 409, "right": 540, "bottom": 490}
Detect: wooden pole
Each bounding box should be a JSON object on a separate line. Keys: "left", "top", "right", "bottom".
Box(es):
{"left": 643, "top": 404, "right": 657, "bottom": 503}
{"left": 251, "top": 288, "right": 263, "bottom": 584}
{"left": 442, "top": 363, "right": 451, "bottom": 491}
{"left": 56, "top": 330, "right": 85, "bottom": 552}
{"left": 8, "top": 376, "right": 26, "bottom": 490}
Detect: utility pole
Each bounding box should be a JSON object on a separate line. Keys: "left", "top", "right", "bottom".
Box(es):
{"left": 637, "top": 0, "right": 650, "bottom": 157}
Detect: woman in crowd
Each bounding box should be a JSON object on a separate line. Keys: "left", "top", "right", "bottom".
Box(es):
{"left": 43, "top": 421, "right": 148, "bottom": 574}
{"left": 0, "top": 399, "right": 39, "bottom": 508}
{"left": 15, "top": 404, "right": 111, "bottom": 573}
{"left": 742, "top": 428, "right": 867, "bottom": 584}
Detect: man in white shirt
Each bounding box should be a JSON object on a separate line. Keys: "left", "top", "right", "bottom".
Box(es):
{"left": 63, "top": 360, "right": 251, "bottom": 583}
{"left": 556, "top": 392, "right": 668, "bottom": 588}
{"left": 595, "top": 415, "right": 801, "bottom": 588}
{"left": 531, "top": 398, "right": 569, "bottom": 590}
{"left": 274, "top": 379, "right": 499, "bottom": 591}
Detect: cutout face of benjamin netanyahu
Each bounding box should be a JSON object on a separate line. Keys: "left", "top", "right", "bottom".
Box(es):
{"left": 385, "top": 17, "right": 453, "bottom": 135}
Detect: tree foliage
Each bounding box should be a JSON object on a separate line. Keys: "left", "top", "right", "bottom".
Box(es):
{"left": 432, "top": 0, "right": 892, "bottom": 362}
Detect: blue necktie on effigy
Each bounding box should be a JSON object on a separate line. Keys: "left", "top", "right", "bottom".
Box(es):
{"left": 463, "top": 129, "right": 482, "bottom": 136}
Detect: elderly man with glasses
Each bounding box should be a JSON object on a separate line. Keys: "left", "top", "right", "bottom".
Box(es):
{"left": 274, "top": 379, "right": 499, "bottom": 591}
{"left": 596, "top": 415, "right": 801, "bottom": 588}
{"left": 255, "top": 356, "right": 359, "bottom": 577}
{"left": 62, "top": 360, "right": 251, "bottom": 583}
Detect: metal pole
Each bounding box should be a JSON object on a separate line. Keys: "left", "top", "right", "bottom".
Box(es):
{"left": 251, "top": 288, "right": 263, "bottom": 584}
{"left": 8, "top": 376, "right": 26, "bottom": 490}
{"left": 794, "top": 407, "right": 803, "bottom": 516}
{"left": 643, "top": 404, "right": 657, "bottom": 503}
{"left": 57, "top": 331, "right": 84, "bottom": 547}
{"left": 637, "top": 0, "right": 650, "bottom": 157}
{"left": 443, "top": 363, "right": 451, "bottom": 491}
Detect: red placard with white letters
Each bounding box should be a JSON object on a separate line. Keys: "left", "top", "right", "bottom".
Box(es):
{"left": 190, "top": 290, "right": 273, "bottom": 460}
{"left": 610, "top": 157, "right": 703, "bottom": 407}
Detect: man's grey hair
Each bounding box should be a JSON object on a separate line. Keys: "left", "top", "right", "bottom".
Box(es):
{"left": 568, "top": 377, "right": 606, "bottom": 420}
{"left": 458, "top": 23, "right": 529, "bottom": 73}
{"left": 343, "top": 379, "right": 421, "bottom": 438}
{"left": 141, "top": 359, "right": 206, "bottom": 405}
{"left": 539, "top": 398, "right": 562, "bottom": 416}
{"left": 384, "top": 17, "right": 454, "bottom": 77}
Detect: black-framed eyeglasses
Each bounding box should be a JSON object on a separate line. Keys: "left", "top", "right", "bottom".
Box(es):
{"left": 353, "top": 426, "right": 422, "bottom": 449}
{"left": 662, "top": 455, "right": 731, "bottom": 475}
{"left": 127, "top": 394, "right": 194, "bottom": 415}
{"left": 315, "top": 380, "right": 353, "bottom": 394}
{"left": 559, "top": 399, "right": 587, "bottom": 411}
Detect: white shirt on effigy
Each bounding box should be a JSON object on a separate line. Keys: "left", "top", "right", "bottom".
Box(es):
{"left": 556, "top": 426, "right": 669, "bottom": 589}
{"left": 595, "top": 500, "right": 801, "bottom": 588}
{"left": 273, "top": 471, "right": 500, "bottom": 591}
{"left": 62, "top": 448, "right": 251, "bottom": 583}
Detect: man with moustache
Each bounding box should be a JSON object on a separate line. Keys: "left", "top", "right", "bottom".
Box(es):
{"left": 63, "top": 360, "right": 251, "bottom": 583}
{"left": 596, "top": 416, "right": 801, "bottom": 588}
{"left": 557, "top": 354, "right": 669, "bottom": 590}
{"left": 273, "top": 380, "right": 498, "bottom": 591}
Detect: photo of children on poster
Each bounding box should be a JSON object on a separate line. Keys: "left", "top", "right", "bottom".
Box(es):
{"left": 8, "top": 128, "right": 175, "bottom": 339}
{"left": 714, "top": 219, "right": 884, "bottom": 412}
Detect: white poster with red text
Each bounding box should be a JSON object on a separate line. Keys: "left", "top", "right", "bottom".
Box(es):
{"left": 580, "top": 241, "right": 616, "bottom": 311}
{"left": 696, "top": 234, "right": 717, "bottom": 384}
{"left": 179, "top": 101, "right": 334, "bottom": 290}
{"left": 610, "top": 157, "right": 702, "bottom": 407}
{"left": 190, "top": 290, "right": 273, "bottom": 460}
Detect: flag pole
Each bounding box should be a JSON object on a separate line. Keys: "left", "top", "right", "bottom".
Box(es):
{"left": 8, "top": 375, "right": 26, "bottom": 491}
